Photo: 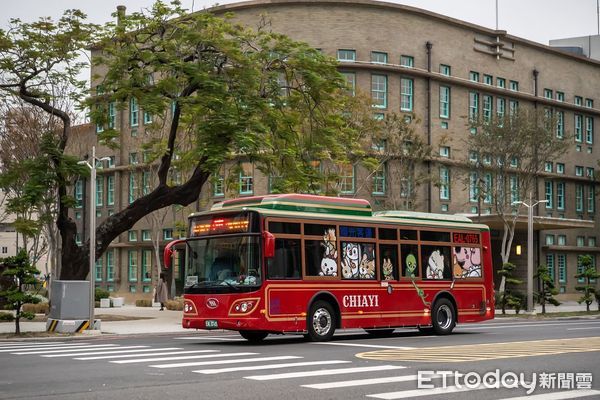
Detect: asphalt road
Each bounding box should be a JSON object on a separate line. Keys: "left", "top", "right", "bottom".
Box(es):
{"left": 1, "top": 318, "right": 599, "bottom": 400}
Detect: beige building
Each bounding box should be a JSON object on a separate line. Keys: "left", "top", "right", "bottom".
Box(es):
{"left": 69, "top": 0, "right": 598, "bottom": 301}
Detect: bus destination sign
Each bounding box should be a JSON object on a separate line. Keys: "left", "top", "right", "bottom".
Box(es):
{"left": 191, "top": 214, "right": 250, "bottom": 237}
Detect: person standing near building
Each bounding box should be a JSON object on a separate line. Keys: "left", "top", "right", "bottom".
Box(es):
{"left": 155, "top": 272, "right": 168, "bottom": 311}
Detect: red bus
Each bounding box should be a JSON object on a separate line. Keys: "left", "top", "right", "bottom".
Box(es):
{"left": 164, "top": 194, "right": 494, "bottom": 342}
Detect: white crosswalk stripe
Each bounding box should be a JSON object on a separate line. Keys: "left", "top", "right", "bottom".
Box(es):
{"left": 194, "top": 360, "right": 351, "bottom": 374}
{"left": 0, "top": 342, "right": 68, "bottom": 350}
{"left": 112, "top": 351, "right": 259, "bottom": 364}
{"left": 43, "top": 347, "right": 179, "bottom": 357}
{"left": 302, "top": 374, "right": 423, "bottom": 389}
{"left": 12, "top": 344, "right": 123, "bottom": 355}
{"left": 151, "top": 355, "right": 303, "bottom": 369}
{"left": 245, "top": 365, "right": 405, "bottom": 381}
{"left": 0, "top": 343, "right": 90, "bottom": 352}
{"left": 76, "top": 349, "right": 218, "bottom": 360}
{"left": 367, "top": 384, "right": 487, "bottom": 399}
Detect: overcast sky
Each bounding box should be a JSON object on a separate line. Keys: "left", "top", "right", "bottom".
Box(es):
{"left": 3, "top": 0, "right": 598, "bottom": 46}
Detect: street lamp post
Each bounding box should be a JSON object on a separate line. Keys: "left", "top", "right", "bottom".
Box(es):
{"left": 513, "top": 194, "right": 548, "bottom": 313}
{"left": 78, "top": 146, "right": 110, "bottom": 330}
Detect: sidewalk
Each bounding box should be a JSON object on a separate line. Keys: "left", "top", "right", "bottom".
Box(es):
{"left": 0, "top": 301, "right": 597, "bottom": 337}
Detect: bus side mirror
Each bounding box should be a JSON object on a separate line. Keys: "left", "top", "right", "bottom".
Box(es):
{"left": 164, "top": 239, "right": 185, "bottom": 269}
{"left": 263, "top": 231, "right": 275, "bottom": 258}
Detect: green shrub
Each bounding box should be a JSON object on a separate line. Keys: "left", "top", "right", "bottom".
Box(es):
{"left": 166, "top": 298, "right": 183, "bottom": 311}
{"left": 95, "top": 288, "right": 110, "bottom": 302}
{"left": 22, "top": 302, "right": 49, "bottom": 314}
{"left": 136, "top": 299, "right": 152, "bottom": 307}
{"left": 0, "top": 312, "right": 14, "bottom": 321}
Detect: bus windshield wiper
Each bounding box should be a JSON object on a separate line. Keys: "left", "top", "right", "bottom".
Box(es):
{"left": 214, "top": 279, "right": 241, "bottom": 291}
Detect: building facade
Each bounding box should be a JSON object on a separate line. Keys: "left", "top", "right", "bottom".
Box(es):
{"left": 70, "top": 0, "right": 598, "bottom": 301}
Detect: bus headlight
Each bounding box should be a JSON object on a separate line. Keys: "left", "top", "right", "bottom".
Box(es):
{"left": 232, "top": 300, "right": 257, "bottom": 314}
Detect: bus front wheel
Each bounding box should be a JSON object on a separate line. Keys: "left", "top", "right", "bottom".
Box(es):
{"left": 239, "top": 330, "right": 268, "bottom": 343}
{"left": 307, "top": 300, "right": 336, "bottom": 342}
{"left": 431, "top": 298, "right": 456, "bottom": 335}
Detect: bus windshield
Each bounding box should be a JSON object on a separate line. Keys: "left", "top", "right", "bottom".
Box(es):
{"left": 185, "top": 235, "right": 261, "bottom": 292}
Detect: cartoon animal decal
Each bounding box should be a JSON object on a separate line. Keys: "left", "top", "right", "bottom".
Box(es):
{"left": 359, "top": 254, "right": 375, "bottom": 279}
{"left": 382, "top": 258, "right": 394, "bottom": 280}
{"left": 453, "top": 246, "right": 482, "bottom": 278}
{"left": 341, "top": 242, "right": 361, "bottom": 278}
{"left": 426, "top": 250, "right": 445, "bottom": 279}
{"left": 405, "top": 253, "right": 430, "bottom": 306}
{"left": 319, "top": 228, "right": 338, "bottom": 276}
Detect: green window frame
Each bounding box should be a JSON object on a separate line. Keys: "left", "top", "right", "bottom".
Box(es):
{"left": 509, "top": 80, "right": 519, "bottom": 91}
{"left": 546, "top": 254, "right": 555, "bottom": 282}
{"left": 588, "top": 185, "right": 595, "bottom": 213}
{"left": 95, "top": 177, "right": 103, "bottom": 207}
{"left": 585, "top": 116, "right": 594, "bottom": 144}
{"left": 371, "top": 51, "right": 388, "bottom": 64}
{"left": 106, "top": 250, "right": 114, "bottom": 282}
{"left": 372, "top": 164, "right": 386, "bottom": 195}
{"left": 575, "top": 115, "right": 583, "bottom": 142}
{"left": 558, "top": 254, "right": 566, "bottom": 283}
{"left": 483, "top": 74, "right": 493, "bottom": 85}
{"left": 108, "top": 102, "right": 116, "bottom": 130}
{"left": 576, "top": 184, "right": 584, "bottom": 212}
{"left": 95, "top": 257, "right": 103, "bottom": 282}
{"left": 510, "top": 174, "right": 519, "bottom": 203}
{"left": 469, "top": 71, "right": 479, "bottom": 82}
{"left": 107, "top": 175, "right": 114, "bottom": 206}
{"left": 339, "top": 164, "right": 355, "bottom": 194}
{"left": 439, "top": 86, "right": 450, "bottom": 118}
{"left": 400, "top": 55, "right": 414, "bottom": 68}
{"left": 556, "top": 111, "right": 564, "bottom": 139}
{"left": 400, "top": 78, "right": 413, "bottom": 111}
{"left": 556, "top": 182, "right": 565, "bottom": 210}
{"left": 337, "top": 49, "right": 356, "bottom": 62}
{"left": 128, "top": 250, "right": 138, "bottom": 282}
{"left": 469, "top": 172, "right": 479, "bottom": 202}
{"left": 341, "top": 72, "right": 356, "bottom": 96}
{"left": 545, "top": 181, "right": 553, "bottom": 209}
{"left": 128, "top": 230, "right": 138, "bottom": 242}
{"left": 482, "top": 95, "right": 493, "bottom": 123}
{"left": 142, "top": 171, "right": 151, "bottom": 195}
{"left": 371, "top": 74, "right": 387, "bottom": 109}
{"left": 142, "top": 230, "right": 151, "bottom": 241}
{"left": 130, "top": 97, "right": 139, "bottom": 127}
{"left": 239, "top": 162, "right": 254, "bottom": 195}
{"left": 440, "top": 64, "right": 451, "bottom": 76}
{"left": 213, "top": 173, "right": 224, "bottom": 197}
{"left": 128, "top": 173, "right": 137, "bottom": 204}
{"left": 544, "top": 88, "right": 553, "bottom": 99}
{"left": 75, "top": 179, "right": 83, "bottom": 208}
{"left": 469, "top": 92, "right": 479, "bottom": 121}
{"left": 496, "top": 77, "right": 505, "bottom": 88}
{"left": 143, "top": 110, "right": 152, "bottom": 125}
{"left": 142, "top": 249, "right": 152, "bottom": 282}
{"left": 439, "top": 166, "right": 450, "bottom": 200}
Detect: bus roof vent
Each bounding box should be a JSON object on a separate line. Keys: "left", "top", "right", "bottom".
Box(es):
{"left": 212, "top": 194, "right": 372, "bottom": 216}
{"left": 374, "top": 210, "right": 473, "bottom": 223}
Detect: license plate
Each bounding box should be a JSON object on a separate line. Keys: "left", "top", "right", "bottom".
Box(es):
{"left": 205, "top": 320, "right": 218, "bottom": 329}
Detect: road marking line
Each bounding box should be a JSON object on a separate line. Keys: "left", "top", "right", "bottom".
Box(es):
{"left": 496, "top": 389, "right": 600, "bottom": 400}
{"left": 313, "top": 342, "right": 416, "bottom": 350}
{"left": 0, "top": 343, "right": 91, "bottom": 352}
{"left": 43, "top": 347, "right": 180, "bottom": 357}
{"left": 460, "top": 321, "right": 600, "bottom": 330}
{"left": 174, "top": 336, "right": 245, "bottom": 341}
{"left": 12, "top": 344, "right": 122, "bottom": 355}
{"left": 245, "top": 365, "right": 405, "bottom": 381}
{"left": 76, "top": 350, "right": 218, "bottom": 360}
{"left": 112, "top": 352, "right": 258, "bottom": 364}
{"left": 567, "top": 327, "right": 600, "bottom": 330}
{"left": 151, "top": 355, "right": 302, "bottom": 369}
{"left": 194, "top": 360, "right": 351, "bottom": 374}
{"left": 367, "top": 384, "right": 486, "bottom": 399}
{"left": 0, "top": 342, "right": 67, "bottom": 350}
{"left": 303, "top": 374, "right": 426, "bottom": 389}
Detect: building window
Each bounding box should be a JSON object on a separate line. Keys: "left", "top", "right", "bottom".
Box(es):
{"left": 558, "top": 235, "right": 566, "bottom": 246}
{"left": 544, "top": 88, "right": 553, "bottom": 99}
{"left": 469, "top": 172, "right": 479, "bottom": 202}
{"left": 585, "top": 116, "right": 594, "bottom": 144}
{"left": 558, "top": 254, "right": 566, "bottom": 283}
{"left": 483, "top": 74, "right": 493, "bottom": 85}
{"left": 509, "top": 80, "right": 519, "bottom": 91}
{"left": 439, "top": 146, "right": 450, "bottom": 158}
{"left": 106, "top": 250, "right": 114, "bottom": 282}
{"left": 108, "top": 102, "right": 116, "bottom": 130}
{"left": 213, "top": 173, "right": 224, "bottom": 197}
{"left": 469, "top": 92, "right": 479, "bottom": 121}
{"left": 239, "top": 162, "right": 254, "bottom": 195}
{"left": 341, "top": 72, "right": 356, "bottom": 96}
{"left": 545, "top": 235, "right": 555, "bottom": 246}
{"left": 509, "top": 99, "right": 519, "bottom": 116}
{"left": 544, "top": 162, "right": 553, "bottom": 172}
{"left": 574, "top": 96, "right": 583, "bottom": 106}
{"left": 575, "top": 115, "right": 583, "bottom": 142}
{"left": 400, "top": 55, "right": 414, "bottom": 68}
{"left": 556, "top": 111, "right": 564, "bottom": 139}
{"left": 163, "top": 228, "right": 173, "bottom": 240}
{"left": 556, "top": 182, "right": 565, "bottom": 210}
{"left": 142, "top": 171, "right": 151, "bottom": 195}
{"left": 143, "top": 109, "right": 152, "bottom": 125}
{"left": 440, "top": 64, "right": 451, "bottom": 76}
{"left": 337, "top": 49, "right": 356, "bottom": 62}
{"left": 371, "top": 51, "right": 388, "bottom": 64}
{"left": 107, "top": 156, "right": 115, "bottom": 168}
{"left": 128, "top": 173, "right": 137, "bottom": 204}
{"left": 128, "top": 230, "right": 138, "bottom": 242}
{"left": 95, "top": 178, "right": 103, "bottom": 207}
{"left": 576, "top": 184, "right": 584, "bottom": 212}
{"left": 556, "top": 163, "right": 565, "bottom": 174}
{"left": 544, "top": 181, "right": 553, "bottom": 209}
{"left": 75, "top": 179, "right": 83, "bottom": 208}
{"left": 372, "top": 164, "right": 386, "bottom": 195}
{"left": 496, "top": 98, "right": 506, "bottom": 120}
{"left": 130, "top": 97, "right": 139, "bottom": 127}
{"left": 588, "top": 185, "right": 595, "bottom": 213}
{"left": 496, "top": 77, "right": 505, "bottom": 88}
{"left": 128, "top": 250, "right": 138, "bottom": 282}
{"left": 75, "top": 211, "right": 81, "bottom": 220}
{"left": 142, "top": 250, "right": 152, "bottom": 282}
{"left": 107, "top": 175, "right": 114, "bottom": 206}
{"left": 439, "top": 166, "right": 450, "bottom": 200}
{"left": 439, "top": 86, "right": 450, "bottom": 118}
{"left": 546, "top": 254, "right": 555, "bottom": 282}
{"left": 339, "top": 164, "right": 355, "bottom": 194}
{"left": 556, "top": 91, "right": 564, "bottom": 102}
{"left": 400, "top": 78, "right": 413, "bottom": 111}
{"left": 469, "top": 71, "right": 479, "bottom": 82}
{"left": 95, "top": 257, "right": 103, "bottom": 282}
{"left": 142, "top": 230, "right": 151, "bottom": 241}
{"left": 483, "top": 173, "right": 492, "bottom": 204}
{"left": 482, "top": 95, "right": 492, "bottom": 123}
{"left": 589, "top": 237, "right": 597, "bottom": 247}
{"left": 587, "top": 168, "right": 595, "bottom": 179}
{"left": 575, "top": 166, "right": 584, "bottom": 176}
{"left": 585, "top": 98, "right": 594, "bottom": 108}
{"left": 371, "top": 74, "right": 387, "bottom": 109}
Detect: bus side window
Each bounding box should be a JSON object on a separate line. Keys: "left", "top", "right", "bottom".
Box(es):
{"left": 401, "top": 244, "right": 419, "bottom": 277}
{"left": 421, "top": 245, "right": 452, "bottom": 280}
{"left": 379, "top": 244, "right": 398, "bottom": 281}
{"left": 267, "top": 238, "right": 301, "bottom": 279}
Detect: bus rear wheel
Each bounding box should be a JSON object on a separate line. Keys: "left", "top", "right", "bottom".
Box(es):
{"left": 239, "top": 330, "right": 268, "bottom": 343}
{"left": 307, "top": 300, "right": 336, "bottom": 342}
{"left": 431, "top": 298, "right": 456, "bottom": 335}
